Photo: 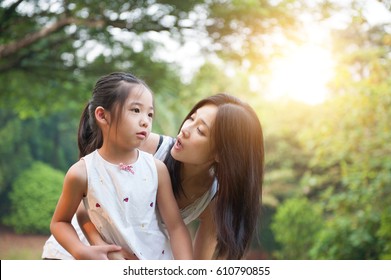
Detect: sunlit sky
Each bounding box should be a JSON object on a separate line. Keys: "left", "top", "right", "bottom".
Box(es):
{"left": 264, "top": 32, "right": 334, "bottom": 105}
{"left": 164, "top": 0, "right": 391, "bottom": 105}
{"left": 177, "top": 0, "right": 390, "bottom": 105}
{"left": 260, "top": 0, "right": 391, "bottom": 105}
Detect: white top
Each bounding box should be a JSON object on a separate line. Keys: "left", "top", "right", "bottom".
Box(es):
{"left": 42, "top": 135, "right": 218, "bottom": 259}
{"left": 82, "top": 150, "right": 171, "bottom": 260}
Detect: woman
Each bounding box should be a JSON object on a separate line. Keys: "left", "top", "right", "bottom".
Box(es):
{"left": 43, "top": 93, "right": 264, "bottom": 259}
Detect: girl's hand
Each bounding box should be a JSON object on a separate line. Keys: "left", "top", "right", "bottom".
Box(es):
{"left": 75, "top": 244, "right": 122, "bottom": 260}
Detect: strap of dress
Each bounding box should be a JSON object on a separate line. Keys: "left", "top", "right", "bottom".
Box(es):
{"left": 156, "top": 134, "right": 163, "bottom": 153}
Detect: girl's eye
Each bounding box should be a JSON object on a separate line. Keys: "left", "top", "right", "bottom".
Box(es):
{"left": 131, "top": 108, "right": 140, "bottom": 113}
{"left": 148, "top": 113, "right": 154, "bottom": 118}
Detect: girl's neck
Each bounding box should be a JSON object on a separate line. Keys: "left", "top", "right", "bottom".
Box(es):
{"left": 98, "top": 146, "right": 139, "bottom": 165}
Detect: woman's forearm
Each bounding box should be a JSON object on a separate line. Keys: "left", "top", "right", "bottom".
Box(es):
{"left": 76, "top": 202, "right": 107, "bottom": 245}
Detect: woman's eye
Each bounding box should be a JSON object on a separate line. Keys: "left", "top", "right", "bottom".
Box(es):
{"left": 148, "top": 113, "right": 154, "bottom": 118}
{"left": 197, "top": 128, "right": 205, "bottom": 136}
{"left": 131, "top": 108, "right": 140, "bottom": 113}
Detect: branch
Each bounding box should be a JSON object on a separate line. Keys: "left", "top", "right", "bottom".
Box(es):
{"left": 0, "top": 16, "right": 75, "bottom": 59}
{"left": 0, "top": 15, "right": 173, "bottom": 59}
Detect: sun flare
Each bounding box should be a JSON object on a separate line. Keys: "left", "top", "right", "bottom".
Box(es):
{"left": 266, "top": 43, "right": 335, "bottom": 105}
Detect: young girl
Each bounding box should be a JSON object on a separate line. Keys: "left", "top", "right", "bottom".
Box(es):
{"left": 50, "top": 72, "right": 192, "bottom": 260}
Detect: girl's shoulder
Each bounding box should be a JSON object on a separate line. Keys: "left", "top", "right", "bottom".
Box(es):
{"left": 68, "top": 159, "right": 86, "bottom": 176}
{"left": 64, "top": 159, "right": 88, "bottom": 192}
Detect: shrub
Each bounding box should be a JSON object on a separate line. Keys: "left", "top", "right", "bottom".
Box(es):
{"left": 3, "top": 161, "right": 64, "bottom": 234}
{"left": 271, "top": 197, "right": 323, "bottom": 259}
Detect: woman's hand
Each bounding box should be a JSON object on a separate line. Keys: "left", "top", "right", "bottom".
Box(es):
{"left": 107, "top": 248, "right": 139, "bottom": 260}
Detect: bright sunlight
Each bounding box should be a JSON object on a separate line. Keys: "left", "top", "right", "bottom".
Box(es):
{"left": 266, "top": 43, "right": 334, "bottom": 105}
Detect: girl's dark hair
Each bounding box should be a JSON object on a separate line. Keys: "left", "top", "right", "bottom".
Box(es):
{"left": 78, "top": 72, "right": 151, "bottom": 158}
{"left": 165, "top": 93, "right": 264, "bottom": 259}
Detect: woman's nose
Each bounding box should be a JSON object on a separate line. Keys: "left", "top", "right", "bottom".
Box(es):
{"left": 180, "top": 126, "right": 190, "bottom": 138}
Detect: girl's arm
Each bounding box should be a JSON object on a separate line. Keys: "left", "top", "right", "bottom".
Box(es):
{"left": 155, "top": 159, "right": 193, "bottom": 260}
{"left": 51, "top": 160, "right": 120, "bottom": 260}
{"left": 193, "top": 202, "right": 218, "bottom": 259}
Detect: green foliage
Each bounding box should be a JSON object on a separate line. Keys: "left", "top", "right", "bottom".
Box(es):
{"left": 267, "top": 3, "right": 391, "bottom": 260}
{"left": 295, "top": 45, "right": 391, "bottom": 259}
{"left": 3, "top": 162, "right": 64, "bottom": 234}
{"left": 261, "top": 100, "right": 317, "bottom": 206}
{"left": 0, "top": 111, "right": 33, "bottom": 194}
{"left": 271, "top": 197, "right": 323, "bottom": 259}
{"left": 377, "top": 206, "right": 391, "bottom": 259}
{"left": 310, "top": 211, "right": 382, "bottom": 260}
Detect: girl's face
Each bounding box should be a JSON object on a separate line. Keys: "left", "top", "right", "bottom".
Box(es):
{"left": 113, "top": 87, "right": 154, "bottom": 151}
{"left": 171, "top": 104, "right": 218, "bottom": 166}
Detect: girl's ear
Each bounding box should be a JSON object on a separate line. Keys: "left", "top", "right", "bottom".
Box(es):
{"left": 95, "top": 106, "right": 110, "bottom": 125}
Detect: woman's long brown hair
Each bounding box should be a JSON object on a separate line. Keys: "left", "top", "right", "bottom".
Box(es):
{"left": 165, "top": 93, "right": 264, "bottom": 259}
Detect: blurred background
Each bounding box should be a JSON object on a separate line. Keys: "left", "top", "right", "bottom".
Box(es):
{"left": 0, "top": 0, "right": 390, "bottom": 260}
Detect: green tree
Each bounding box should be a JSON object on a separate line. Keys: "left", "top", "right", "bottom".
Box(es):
{"left": 271, "top": 197, "right": 323, "bottom": 259}
{"left": 297, "top": 1, "right": 391, "bottom": 259}
{"left": 0, "top": 0, "right": 311, "bottom": 116}
{"left": 3, "top": 161, "right": 64, "bottom": 234}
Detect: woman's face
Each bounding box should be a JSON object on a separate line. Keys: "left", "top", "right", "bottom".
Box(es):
{"left": 171, "top": 104, "right": 218, "bottom": 166}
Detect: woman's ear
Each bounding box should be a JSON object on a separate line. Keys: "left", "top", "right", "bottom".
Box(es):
{"left": 95, "top": 106, "right": 109, "bottom": 125}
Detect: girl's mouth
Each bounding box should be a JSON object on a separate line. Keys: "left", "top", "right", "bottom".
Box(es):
{"left": 136, "top": 131, "right": 147, "bottom": 139}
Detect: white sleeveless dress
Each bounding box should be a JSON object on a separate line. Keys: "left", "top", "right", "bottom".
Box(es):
{"left": 82, "top": 150, "right": 172, "bottom": 260}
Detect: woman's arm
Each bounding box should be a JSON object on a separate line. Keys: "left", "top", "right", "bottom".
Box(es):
{"left": 76, "top": 201, "right": 135, "bottom": 260}
{"left": 139, "top": 132, "right": 160, "bottom": 154}
{"left": 76, "top": 202, "right": 105, "bottom": 246}
{"left": 193, "top": 202, "right": 218, "bottom": 259}
{"left": 155, "top": 159, "right": 193, "bottom": 260}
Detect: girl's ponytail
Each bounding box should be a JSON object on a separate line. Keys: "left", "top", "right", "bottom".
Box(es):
{"left": 77, "top": 102, "right": 102, "bottom": 158}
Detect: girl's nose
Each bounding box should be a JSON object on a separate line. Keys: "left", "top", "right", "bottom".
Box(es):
{"left": 140, "top": 116, "right": 150, "bottom": 128}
